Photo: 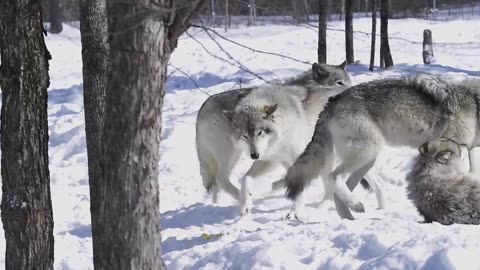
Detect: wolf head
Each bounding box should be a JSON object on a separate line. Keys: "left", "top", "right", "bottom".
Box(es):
{"left": 417, "top": 137, "right": 469, "bottom": 176}
{"left": 311, "top": 61, "right": 351, "bottom": 87}
{"left": 223, "top": 104, "right": 278, "bottom": 160}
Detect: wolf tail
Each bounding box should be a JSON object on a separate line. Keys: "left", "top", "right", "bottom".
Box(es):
{"left": 285, "top": 111, "right": 334, "bottom": 200}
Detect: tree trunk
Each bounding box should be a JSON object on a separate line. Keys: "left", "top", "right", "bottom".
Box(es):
{"left": 99, "top": 0, "right": 207, "bottom": 268}
{"left": 293, "top": 0, "right": 308, "bottom": 24}
{"left": 248, "top": 0, "right": 256, "bottom": 26}
{"left": 380, "top": 0, "right": 393, "bottom": 68}
{"left": 369, "top": 0, "right": 376, "bottom": 71}
{"left": 345, "top": 0, "right": 354, "bottom": 63}
{"left": 422, "top": 29, "right": 433, "bottom": 64}
{"left": 318, "top": 0, "right": 328, "bottom": 63}
{"left": 225, "top": 0, "right": 229, "bottom": 32}
{"left": 0, "top": 1, "right": 54, "bottom": 269}
{"left": 78, "top": 0, "right": 109, "bottom": 268}
{"left": 48, "top": 0, "right": 63, "bottom": 33}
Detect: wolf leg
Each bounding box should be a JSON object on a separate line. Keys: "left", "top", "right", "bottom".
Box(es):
{"left": 240, "top": 160, "right": 278, "bottom": 215}
{"left": 198, "top": 147, "right": 219, "bottom": 203}
{"left": 333, "top": 159, "right": 376, "bottom": 218}
{"left": 216, "top": 152, "right": 242, "bottom": 201}
{"left": 370, "top": 178, "right": 385, "bottom": 210}
{"left": 331, "top": 150, "right": 378, "bottom": 213}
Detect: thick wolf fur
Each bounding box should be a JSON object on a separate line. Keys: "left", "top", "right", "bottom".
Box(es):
{"left": 195, "top": 62, "right": 373, "bottom": 214}
{"left": 284, "top": 75, "right": 480, "bottom": 219}
{"left": 406, "top": 138, "right": 480, "bottom": 225}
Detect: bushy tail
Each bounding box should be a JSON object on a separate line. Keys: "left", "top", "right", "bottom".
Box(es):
{"left": 285, "top": 112, "right": 333, "bottom": 200}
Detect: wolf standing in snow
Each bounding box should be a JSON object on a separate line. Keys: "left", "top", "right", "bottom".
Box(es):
{"left": 406, "top": 137, "right": 480, "bottom": 225}
{"left": 283, "top": 76, "right": 480, "bottom": 220}
{"left": 196, "top": 62, "right": 382, "bottom": 215}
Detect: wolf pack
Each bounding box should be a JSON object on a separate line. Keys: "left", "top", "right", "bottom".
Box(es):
{"left": 195, "top": 61, "right": 480, "bottom": 225}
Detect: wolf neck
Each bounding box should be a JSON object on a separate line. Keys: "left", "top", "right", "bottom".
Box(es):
{"left": 303, "top": 86, "right": 347, "bottom": 123}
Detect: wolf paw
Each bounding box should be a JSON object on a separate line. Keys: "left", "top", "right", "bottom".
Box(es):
{"left": 239, "top": 193, "right": 253, "bottom": 216}
{"left": 349, "top": 201, "right": 365, "bottom": 213}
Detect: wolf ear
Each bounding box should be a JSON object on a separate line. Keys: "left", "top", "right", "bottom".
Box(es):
{"left": 263, "top": 104, "right": 277, "bottom": 120}
{"left": 338, "top": 60, "right": 348, "bottom": 70}
{"left": 312, "top": 63, "right": 329, "bottom": 81}
{"left": 418, "top": 142, "right": 429, "bottom": 156}
{"left": 223, "top": 110, "right": 235, "bottom": 122}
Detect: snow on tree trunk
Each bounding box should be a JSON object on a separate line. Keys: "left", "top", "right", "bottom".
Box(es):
{"left": 318, "top": 0, "right": 328, "bottom": 63}
{"left": 345, "top": 0, "right": 354, "bottom": 63}
{"left": 78, "top": 0, "right": 109, "bottom": 267}
{"left": 422, "top": 29, "right": 434, "bottom": 64}
{"left": 0, "top": 0, "right": 54, "bottom": 269}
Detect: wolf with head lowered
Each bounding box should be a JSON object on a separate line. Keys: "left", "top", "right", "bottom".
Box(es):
{"left": 283, "top": 75, "right": 480, "bottom": 220}
{"left": 196, "top": 62, "right": 385, "bottom": 215}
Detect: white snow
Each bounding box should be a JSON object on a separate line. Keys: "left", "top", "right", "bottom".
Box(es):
{"left": 1, "top": 17, "right": 480, "bottom": 270}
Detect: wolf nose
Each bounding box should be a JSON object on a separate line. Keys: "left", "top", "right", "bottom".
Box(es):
{"left": 251, "top": 153, "right": 259, "bottom": 159}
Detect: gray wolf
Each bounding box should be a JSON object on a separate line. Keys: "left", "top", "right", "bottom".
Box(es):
{"left": 406, "top": 137, "right": 480, "bottom": 225}
{"left": 283, "top": 75, "right": 480, "bottom": 220}
{"left": 196, "top": 62, "right": 377, "bottom": 215}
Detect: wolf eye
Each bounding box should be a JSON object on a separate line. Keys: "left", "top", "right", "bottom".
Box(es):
{"left": 258, "top": 129, "right": 264, "bottom": 136}
{"left": 336, "top": 80, "right": 345, "bottom": 86}
{"left": 242, "top": 135, "right": 249, "bottom": 140}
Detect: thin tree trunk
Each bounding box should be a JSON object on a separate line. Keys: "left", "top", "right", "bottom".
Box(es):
{"left": 78, "top": 0, "right": 109, "bottom": 267}
{"left": 100, "top": 0, "right": 207, "bottom": 268}
{"left": 318, "top": 0, "right": 328, "bottom": 63}
{"left": 422, "top": 29, "right": 433, "bottom": 64}
{"left": 369, "top": 0, "right": 376, "bottom": 71}
{"left": 380, "top": 0, "right": 393, "bottom": 68}
{"left": 0, "top": 0, "right": 54, "bottom": 269}
{"left": 48, "top": 0, "right": 63, "bottom": 33}
{"left": 345, "top": 0, "right": 354, "bottom": 63}
{"left": 225, "top": 0, "right": 229, "bottom": 32}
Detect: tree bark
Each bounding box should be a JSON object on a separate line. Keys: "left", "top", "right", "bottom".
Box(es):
{"left": 380, "top": 0, "right": 393, "bottom": 68}
{"left": 78, "top": 0, "right": 109, "bottom": 268}
{"left": 98, "top": 0, "right": 207, "bottom": 268}
{"left": 345, "top": 0, "right": 354, "bottom": 63}
{"left": 422, "top": 29, "right": 433, "bottom": 64}
{"left": 0, "top": 0, "right": 54, "bottom": 269}
{"left": 248, "top": 0, "right": 256, "bottom": 26}
{"left": 318, "top": 0, "right": 328, "bottom": 63}
{"left": 48, "top": 0, "right": 63, "bottom": 33}
{"left": 369, "top": 0, "right": 376, "bottom": 71}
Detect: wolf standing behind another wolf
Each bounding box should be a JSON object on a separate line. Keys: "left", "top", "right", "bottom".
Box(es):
{"left": 406, "top": 137, "right": 480, "bottom": 225}
{"left": 283, "top": 76, "right": 480, "bottom": 220}
{"left": 196, "top": 62, "right": 379, "bottom": 215}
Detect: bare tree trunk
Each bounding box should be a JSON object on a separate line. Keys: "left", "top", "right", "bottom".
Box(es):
{"left": 225, "top": 0, "right": 229, "bottom": 32}
{"left": 99, "top": 0, "right": 207, "bottom": 268}
{"left": 318, "top": 0, "right": 328, "bottom": 63}
{"left": 48, "top": 0, "right": 63, "bottom": 33}
{"left": 422, "top": 29, "right": 433, "bottom": 64}
{"left": 293, "top": 0, "right": 308, "bottom": 24}
{"left": 0, "top": 0, "right": 54, "bottom": 269}
{"left": 369, "top": 0, "right": 376, "bottom": 71}
{"left": 380, "top": 0, "right": 393, "bottom": 68}
{"left": 248, "top": 0, "right": 256, "bottom": 26}
{"left": 78, "top": 0, "right": 109, "bottom": 267}
{"left": 345, "top": 0, "right": 354, "bottom": 63}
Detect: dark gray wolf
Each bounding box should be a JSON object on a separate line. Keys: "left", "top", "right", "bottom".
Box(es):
{"left": 283, "top": 75, "right": 480, "bottom": 219}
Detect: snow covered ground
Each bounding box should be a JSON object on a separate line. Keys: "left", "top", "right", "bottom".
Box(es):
{"left": 1, "top": 17, "right": 480, "bottom": 270}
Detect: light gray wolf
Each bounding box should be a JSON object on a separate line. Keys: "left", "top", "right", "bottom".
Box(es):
{"left": 196, "top": 62, "right": 383, "bottom": 215}
{"left": 406, "top": 137, "right": 480, "bottom": 225}
{"left": 283, "top": 75, "right": 480, "bottom": 220}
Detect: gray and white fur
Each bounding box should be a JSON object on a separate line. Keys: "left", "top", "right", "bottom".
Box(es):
{"left": 196, "top": 62, "right": 383, "bottom": 215}
{"left": 406, "top": 137, "right": 480, "bottom": 225}
{"left": 283, "top": 75, "right": 480, "bottom": 220}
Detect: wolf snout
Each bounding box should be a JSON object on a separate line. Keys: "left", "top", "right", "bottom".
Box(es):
{"left": 250, "top": 152, "right": 259, "bottom": 159}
